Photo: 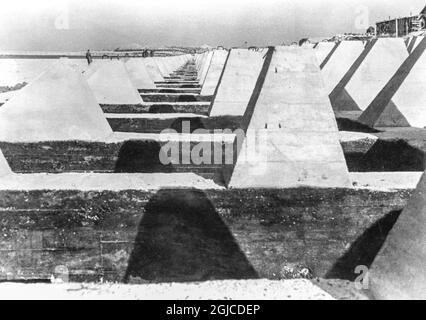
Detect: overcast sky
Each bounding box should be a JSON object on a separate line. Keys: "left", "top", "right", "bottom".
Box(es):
{"left": 0, "top": 0, "right": 425, "bottom": 50}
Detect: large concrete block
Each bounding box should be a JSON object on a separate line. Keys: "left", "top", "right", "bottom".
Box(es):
{"left": 314, "top": 42, "right": 337, "bottom": 66}
{"left": 370, "top": 172, "right": 426, "bottom": 299}
{"left": 330, "top": 38, "right": 408, "bottom": 112}
{"left": 143, "top": 57, "right": 164, "bottom": 82}
{"left": 228, "top": 46, "right": 351, "bottom": 189}
{"left": 125, "top": 58, "right": 156, "bottom": 90}
{"left": 201, "top": 50, "right": 229, "bottom": 96}
{"left": 87, "top": 60, "right": 143, "bottom": 105}
{"left": 321, "top": 41, "right": 365, "bottom": 94}
{"left": 359, "top": 37, "right": 426, "bottom": 128}
{"left": 0, "top": 61, "right": 113, "bottom": 142}
{"left": 209, "top": 49, "right": 266, "bottom": 116}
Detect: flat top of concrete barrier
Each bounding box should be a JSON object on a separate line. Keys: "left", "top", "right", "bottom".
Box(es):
{"left": 198, "top": 51, "right": 214, "bottom": 85}
{"left": 330, "top": 38, "right": 408, "bottom": 112}
{"left": 359, "top": 36, "right": 426, "bottom": 128}
{"left": 87, "top": 60, "right": 143, "bottom": 105}
{"left": 228, "top": 46, "right": 351, "bottom": 189}
{"left": 60, "top": 58, "right": 91, "bottom": 74}
{"left": 201, "top": 50, "right": 229, "bottom": 96}
{"left": 125, "top": 58, "right": 156, "bottom": 90}
{"left": 0, "top": 61, "right": 113, "bottom": 142}
{"left": 0, "top": 172, "right": 222, "bottom": 191}
{"left": 0, "top": 149, "right": 12, "bottom": 177}
{"left": 209, "top": 48, "right": 265, "bottom": 116}
{"left": 321, "top": 41, "right": 365, "bottom": 94}
{"left": 243, "top": 47, "right": 340, "bottom": 131}
{"left": 81, "top": 60, "right": 104, "bottom": 78}
{"left": 154, "top": 58, "right": 171, "bottom": 77}
{"left": 0, "top": 279, "right": 333, "bottom": 300}
{"left": 370, "top": 171, "right": 426, "bottom": 299}
{"left": 143, "top": 58, "right": 164, "bottom": 82}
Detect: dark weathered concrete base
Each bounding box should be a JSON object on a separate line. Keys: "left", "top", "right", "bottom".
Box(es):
{"left": 101, "top": 104, "right": 210, "bottom": 115}
{"left": 140, "top": 94, "right": 212, "bottom": 103}
{"left": 107, "top": 116, "right": 243, "bottom": 134}
{"left": 139, "top": 89, "right": 201, "bottom": 94}
{"left": 0, "top": 141, "right": 231, "bottom": 181}
{"left": 0, "top": 188, "right": 412, "bottom": 283}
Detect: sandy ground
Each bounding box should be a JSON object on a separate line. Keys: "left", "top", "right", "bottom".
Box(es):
{"left": 350, "top": 172, "right": 422, "bottom": 190}
{"left": 338, "top": 131, "right": 378, "bottom": 143}
{"left": 0, "top": 280, "right": 334, "bottom": 300}
{"left": 0, "top": 171, "right": 420, "bottom": 192}
{"left": 0, "top": 90, "right": 18, "bottom": 104}
{"left": 374, "top": 127, "right": 426, "bottom": 150}
{"left": 111, "top": 129, "right": 380, "bottom": 143}
{"left": 338, "top": 131, "right": 423, "bottom": 190}
{"left": 0, "top": 172, "right": 223, "bottom": 191}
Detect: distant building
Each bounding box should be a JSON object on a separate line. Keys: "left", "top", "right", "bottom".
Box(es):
{"left": 376, "top": 5, "right": 426, "bottom": 37}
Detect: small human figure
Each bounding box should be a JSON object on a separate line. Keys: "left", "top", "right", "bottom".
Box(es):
{"left": 86, "top": 49, "right": 93, "bottom": 65}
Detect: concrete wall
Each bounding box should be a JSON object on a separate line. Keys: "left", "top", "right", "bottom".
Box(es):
{"left": 370, "top": 172, "right": 426, "bottom": 299}
{"left": 209, "top": 49, "right": 265, "bottom": 116}
{"left": 201, "top": 50, "right": 228, "bottom": 96}
{"left": 0, "top": 188, "right": 412, "bottom": 282}
{"left": 321, "top": 41, "right": 365, "bottom": 94}
{"left": 229, "top": 46, "right": 351, "bottom": 188}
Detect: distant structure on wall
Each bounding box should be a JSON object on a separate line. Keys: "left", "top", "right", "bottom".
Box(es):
{"left": 376, "top": 5, "right": 426, "bottom": 37}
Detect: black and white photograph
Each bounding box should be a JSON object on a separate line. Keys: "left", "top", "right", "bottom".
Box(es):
{"left": 0, "top": 0, "right": 425, "bottom": 303}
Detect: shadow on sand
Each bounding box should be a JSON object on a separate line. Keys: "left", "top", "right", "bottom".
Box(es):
{"left": 170, "top": 117, "right": 206, "bottom": 133}
{"left": 148, "top": 104, "right": 176, "bottom": 113}
{"left": 114, "top": 140, "right": 174, "bottom": 173}
{"left": 326, "top": 209, "right": 402, "bottom": 280}
{"left": 124, "top": 188, "right": 258, "bottom": 283}
{"left": 347, "top": 140, "right": 425, "bottom": 172}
